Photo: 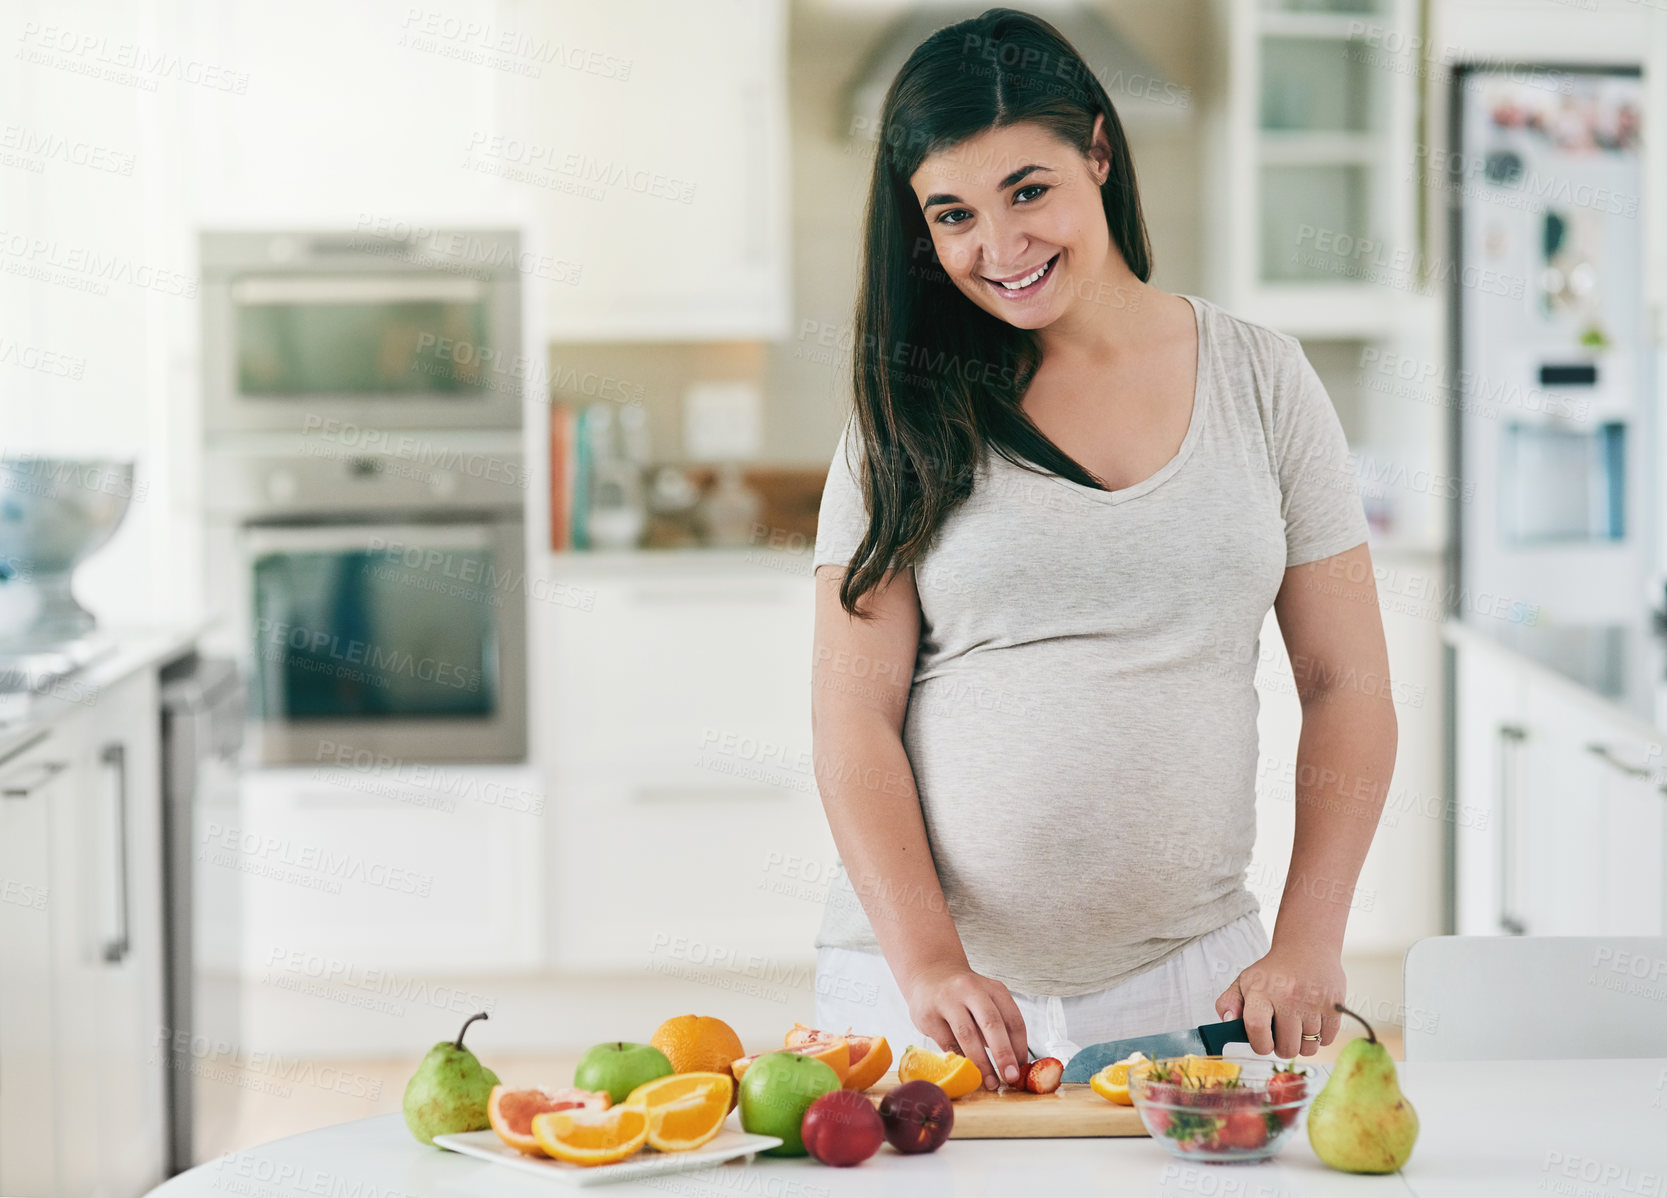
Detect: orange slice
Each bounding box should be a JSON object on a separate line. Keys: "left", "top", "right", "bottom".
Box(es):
{"left": 623, "top": 1071, "right": 732, "bottom": 1152}
{"left": 529, "top": 1104, "right": 648, "bottom": 1166}
{"left": 897, "top": 1044, "right": 981, "bottom": 1099}
{"left": 1088, "top": 1052, "right": 1148, "bottom": 1105}
{"left": 487, "top": 1085, "right": 612, "bottom": 1155}
{"left": 783, "top": 1024, "right": 892, "bottom": 1092}
{"left": 732, "top": 1040, "right": 850, "bottom": 1084}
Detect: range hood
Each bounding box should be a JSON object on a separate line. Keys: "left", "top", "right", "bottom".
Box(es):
{"left": 842, "top": 2, "right": 1190, "bottom": 142}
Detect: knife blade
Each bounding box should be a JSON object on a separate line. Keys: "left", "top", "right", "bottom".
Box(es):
{"left": 1059, "top": 1018, "right": 1249, "bottom": 1083}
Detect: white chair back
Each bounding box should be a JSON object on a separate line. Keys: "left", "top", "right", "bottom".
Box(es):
{"left": 1402, "top": 936, "right": 1667, "bottom": 1060}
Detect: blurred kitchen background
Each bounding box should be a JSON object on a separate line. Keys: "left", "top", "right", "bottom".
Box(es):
{"left": 1, "top": 0, "right": 1663, "bottom": 1192}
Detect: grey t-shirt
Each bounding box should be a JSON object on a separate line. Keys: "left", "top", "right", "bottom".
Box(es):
{"left": 810, "top": 292, "right": 1370, "bottom": 997}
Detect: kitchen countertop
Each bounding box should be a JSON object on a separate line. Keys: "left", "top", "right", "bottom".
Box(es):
{"left": 546, "top": 545, "right": 815, "bottom": 580}
{"left": 0, "top": 622, "right": 208, "bottom": 763}
{"left": 146, "top": 1058, "right": 1667, "bottom": 1198}
{"left": 1443, "top": 615, "right": 1667, "bottom": 743}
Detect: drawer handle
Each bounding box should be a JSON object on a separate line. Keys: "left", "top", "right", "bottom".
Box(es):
{"left": 101, "top": 743, "right": 131, "bottom": 965}
{"left": 1, "top": 759, "right": 67, "bottom": 799}
{"left": 1586, "top": 742, "right": 1658, "bottom": 780}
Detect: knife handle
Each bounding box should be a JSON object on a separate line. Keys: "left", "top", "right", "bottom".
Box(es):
{"left": 1197, "top": 1018, "right": 1249, "bottom": 1055}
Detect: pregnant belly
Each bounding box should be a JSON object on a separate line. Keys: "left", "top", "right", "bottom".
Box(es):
{"left": 901, "top": 665, "right": 1261, "bottom": 938}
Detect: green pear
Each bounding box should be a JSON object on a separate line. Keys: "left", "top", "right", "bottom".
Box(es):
{"left": 1307, "top": 1003, "right": 1418, "bottom": 1173}
{"left": 402, "top": 1012, "right": 502, "bottom": 1146}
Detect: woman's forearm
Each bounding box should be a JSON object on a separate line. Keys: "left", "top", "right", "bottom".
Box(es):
{"left": 1272, "top": 684, "right": 1398, "bottom": 954}
{"left": 814, "top": 712, "right": 967, "bottom": 988}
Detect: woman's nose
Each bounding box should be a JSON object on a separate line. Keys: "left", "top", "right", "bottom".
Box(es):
{"left": 974, "top": 213, "right": 1032, "bottom": 277}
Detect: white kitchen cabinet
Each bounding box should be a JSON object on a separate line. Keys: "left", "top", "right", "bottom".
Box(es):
{"left": 516, "top": 0, "right": 791, "bottom": 340}
{"left": 1452, "top": 640, "right": 1527, "bottom": 936}
{"left": 547, "top": 571, "right": 814, "bottom": 779}
{"left": 1202, "top": 0, "right": 1421, "bottom": 339}
{"left": 551, "top": 781, "right": 834, "bottom": 970}
{"left": 540, "top": 561, "right": 834, "bottom": 970}
{"left": 0, "top": 667, "right": 170, "bottom": 1198}
{"left": 234, "top": 765, "right": 544, "bottom": 975}
{"left": 1518, "top": 681, "right": 1665, "bottom": 937}
{"left": 49, "top": 668, "right": 169, "bottom": 1198}
{"left": 1452, "top": 632, "right": 1667, "bottom": 938}
{"left": 0, "top": 734, "right": 67, "bottom": 1198}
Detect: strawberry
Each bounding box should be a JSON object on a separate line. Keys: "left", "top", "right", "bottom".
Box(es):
{"left": 1267, "top": 1063, "right": 1308, "bottom": 1127}
{"left": 1218, "top": 1111, "right": 1269, "bottom": 1151}
{"left": 1024, "top": 1057, "right": 1063, "bottom": 1094}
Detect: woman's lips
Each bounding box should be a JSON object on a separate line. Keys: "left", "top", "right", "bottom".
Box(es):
{"left": 984, "top": 253, "right": 1059, "bottom": 300}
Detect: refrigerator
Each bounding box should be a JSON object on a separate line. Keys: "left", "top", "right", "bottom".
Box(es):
{"left": 1452, "top": 64, "right": 1651, "bottom": 626}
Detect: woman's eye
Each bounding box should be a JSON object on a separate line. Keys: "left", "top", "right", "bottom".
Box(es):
{"left": 1015, "top": 184, "right": 1048, "bottom": 203}
{"left": 936, "top": 209, "right": 971, "bottom": 225}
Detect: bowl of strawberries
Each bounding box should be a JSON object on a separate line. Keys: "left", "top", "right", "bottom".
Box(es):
{"left": 1129, "top": 1056, "right": 1310, "bottom": 1163}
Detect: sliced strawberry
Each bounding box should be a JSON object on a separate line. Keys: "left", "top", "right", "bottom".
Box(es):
{"left": 1024, "top": 1057, "right": 1063, "bottom": 1094}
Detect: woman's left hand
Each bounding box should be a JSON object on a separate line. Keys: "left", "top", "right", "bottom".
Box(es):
{"left": 1214, "top": 941, "right": 1345, "bottom": 1058}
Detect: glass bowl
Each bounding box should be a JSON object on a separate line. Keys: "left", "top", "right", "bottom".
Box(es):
{"left": 1129, "top": 1056, "right": 1312, "bottom": 1164}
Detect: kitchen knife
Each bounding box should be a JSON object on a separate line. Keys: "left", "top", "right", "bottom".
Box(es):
{"left": 1059, "top": 1018, "right": 1249, "bottom": 1083}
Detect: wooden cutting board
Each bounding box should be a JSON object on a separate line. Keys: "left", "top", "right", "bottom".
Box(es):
{"left": 867, "top": 1075, "right": 1149, "bottom": 1138}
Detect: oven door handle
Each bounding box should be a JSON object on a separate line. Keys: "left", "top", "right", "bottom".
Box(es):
{"left": 240, "top": 521, "right": 497, "bottom": 556}
{"left": 229, "top": 274, "right": 487, "bottom": 305}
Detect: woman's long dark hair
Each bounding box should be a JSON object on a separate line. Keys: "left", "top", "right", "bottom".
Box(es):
{"left": 838, "top": 6, "right": 1153, "bottom": 616}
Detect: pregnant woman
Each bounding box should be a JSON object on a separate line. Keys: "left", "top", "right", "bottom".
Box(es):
{"left": 809, "top": 8, "right": 1397, "bottom": 1091}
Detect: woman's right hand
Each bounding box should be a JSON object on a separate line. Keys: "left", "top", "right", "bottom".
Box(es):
{"left": 901, "top": 961, "right": 1030, "bottom": 1091}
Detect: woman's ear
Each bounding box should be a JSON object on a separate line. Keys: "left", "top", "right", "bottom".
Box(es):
{"left": 1088, "top": 111, "right": 1113, "bottom": 184}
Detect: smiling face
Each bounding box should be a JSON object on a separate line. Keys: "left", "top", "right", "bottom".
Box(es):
{"left": 909, "top": 115, "right": 1115, "bottom": 331}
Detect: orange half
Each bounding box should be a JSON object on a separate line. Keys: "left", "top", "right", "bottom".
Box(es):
{"left": 897, "top": 1044, "right": 981, "bottom": 1099}
{"left": 530, "top": 1104, "right": 648, "bottom": 1167}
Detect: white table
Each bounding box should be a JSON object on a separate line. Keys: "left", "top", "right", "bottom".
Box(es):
{"left": 147, "top": 1060, "right": 1667, "bottom": 1197}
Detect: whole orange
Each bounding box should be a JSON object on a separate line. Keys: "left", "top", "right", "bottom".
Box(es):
{"left": 650, "top": 1015, "right": 746, "bottom": 1077}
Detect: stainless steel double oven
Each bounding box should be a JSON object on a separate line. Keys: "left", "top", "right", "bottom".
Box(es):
{"left": 201, "top": 228, "right": 529, "bottom": 764}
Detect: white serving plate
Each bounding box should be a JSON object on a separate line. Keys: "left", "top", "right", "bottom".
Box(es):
{"left": 433, "top": 1127, "right": 784, "bottom": 1187}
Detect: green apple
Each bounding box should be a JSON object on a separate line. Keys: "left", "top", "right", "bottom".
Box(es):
{"left": 573, "top": 1041, "right": 674, "bottom": 1105}
{"left": 738, "top": 1051, "right": 843, "bottom": 1156}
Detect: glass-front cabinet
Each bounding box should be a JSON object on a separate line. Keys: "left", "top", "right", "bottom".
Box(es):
{"left": 1204, "top": 0, "right": 1420, "bottom": 336}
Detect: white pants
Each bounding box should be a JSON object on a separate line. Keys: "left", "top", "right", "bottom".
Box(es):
{"left": 813, "top": 912, "right": 1270, "bottom": 1070}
